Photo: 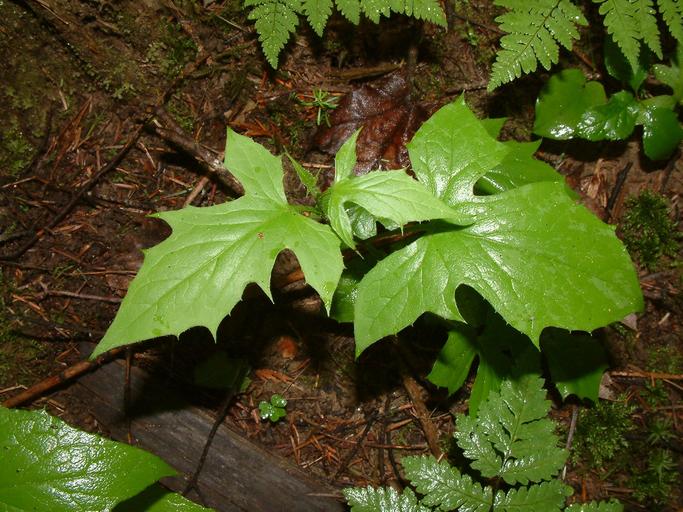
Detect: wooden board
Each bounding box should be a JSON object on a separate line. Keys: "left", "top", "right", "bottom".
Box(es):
{"left": 70, "top": 350, "right": 346, "bottom": 512}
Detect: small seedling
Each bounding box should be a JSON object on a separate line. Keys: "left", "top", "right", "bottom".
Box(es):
{"left": 297, "top": 89, "right": 338, "bottom": 126}
{"left": 258, "top": 394, "right": 287, "bottom": 423}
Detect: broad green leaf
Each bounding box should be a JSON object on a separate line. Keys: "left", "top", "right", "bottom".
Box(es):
{"left": 354, "top": 181, "right": 643, "bottom": 355}
{"left": 565, "top": 500, "right": 624, "bottom": 511}
{"left": 493, "top": 480, "right": 571, "bottom": 511}
{"left": 322, "top": 170, "right": 458, "bottom": 249}
{"left": 402, "top": 455, "right": 493, "bottom": 512}
{"left": 542, "top": 329, "right": 608, "bottom": 401}
{"left": 455, "top": 375, "right": 568, "bottom": 485}
{"left": 640, "top": 106, "right": 683, "bottom": 160}
{"left": 427, "top": 326, "right": 477, "bottom": 395}
{"left": 476, "top": 139, "right": 567, "bottom": 195}
{"left": 334, "top": 128, "right": 361, "bottom": 183}
{"left": 114, "top": 485, "right": 213, "bottom": 511}
{"left": 303, "top": 0, "right": 333, "bottom": 36}
{"left": 576, "top": 91, "right": 640, "bottom": 141}
{"left": 93, "top": 132, "right": 343, "bottom": 357}
{"left": 480, "top": 117, "right": 507, "bottom": 138}
{"left": 0, "top": 408, "right": 175, "bottom": 512}
{"left": 407, "top": 97, "right": 510, "bottom": 210}
{"left": 652, "top": 43, "right": 683, "bottom": 101}
{"left": 343, "top": 486, "right": 429, "bottom": 512}
{"left": 330, "top": 256, "right": 375, "bottom": 323}
{"left": 287, "top": 154, "right": 321, "bottom": 199}
{"left": 534, "top": 69, "right": 607, "bottom": 139}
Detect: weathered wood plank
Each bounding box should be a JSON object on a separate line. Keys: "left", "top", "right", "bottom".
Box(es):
{"left": 70, "top": 351, "right": 345, "bottom": 512}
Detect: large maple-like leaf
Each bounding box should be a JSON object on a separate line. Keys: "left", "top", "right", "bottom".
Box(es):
{"left": 354, "top": 98, "right": 642, "bottom": 354}
{"left": 92, "top": 130, "right": 343, "bottom": 356}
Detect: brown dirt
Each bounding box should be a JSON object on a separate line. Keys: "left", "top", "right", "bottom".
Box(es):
{"left": 1, "top": 1, "right": 681, "bottom": 510}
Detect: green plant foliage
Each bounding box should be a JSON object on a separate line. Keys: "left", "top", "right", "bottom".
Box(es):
{"left": 652, "top": 43, "right": 683, "bottom": 102}
{"left": 344, "top": 375, "right": 622, "bottom": 511}
{"left": 454, "top": 375, "right": 568, "bottom": 485}
{"left": 620, "top": 190, "right": 680, "bottom": 269}
{"left": 534, "top": 67, "right": 683, "bottom": 160}
{"left": 572, "top": 398, "right": 635, "bottom": 468}
{"left": 354, "top": 98, "right": 642, "bottom": 355}
{"left": 594, "top": 0, "right": 642, "bottom": 69}
{"left": 114, "top": 484, "right": 213, "bottom": 511}
{"left": 656, "top": 0, "right": 683, "bottom": 43}
{"left": 0, "top": 408, "right": 208, "bottom": 511}
{"left": 243, "top": 0, "right": 445, "bottom": 67}
{"left": 258, "top": 393, "right": 288, "bottom": 422}
{"left": 92, "top": 129, "right": 344, "bottom": 357}
{"left": 488, "top": 0, "right": 587, "bottom": 91}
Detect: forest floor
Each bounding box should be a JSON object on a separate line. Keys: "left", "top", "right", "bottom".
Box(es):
{"left": 0, "top": 0, "right": 681, "bottom": 510}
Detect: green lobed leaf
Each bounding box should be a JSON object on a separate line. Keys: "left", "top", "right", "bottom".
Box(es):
{"left": 402, "top": 455, "right": 493, "bottom": 512}
{"left": 93, "top": 130, "right": 342, "bottom": 357}
{"left": 322, "top": 170, "right": 459, "bottom": 249}
{"left": 302, "top": 0, "right": 333, "bottom": 36}
{"left": 455, "top": 375, "right": 568, "bottom": 485}
{"left": 245, "top": 0, "right": 301, "bottom": 68}
{"left": 534, "top": 69, "right": 607, "bottom": 139}
{"left": 565, "top": 500, "right": 624, "bottom": 511}
{"left": 476, "top": 139, "right": 568, "bottom": 195}
{"left": 354, "top": 181, "right": 643, "bottom": 355}
{"left": 0, "top": 408, "right": 175, "bottom": 512}
{"left": 114, "top": 484, "right": 213, "bottom": 511}
{"left": 542, "top": 329, "right": 608, "bottom": 402}
{"left": 287, "top": 154, "right": 321, "bottom": 199}
{"left": 575, "top": 90, "right": 640, "bottom": 141}
{"left": 334, "top": 128, "right": 361, "bottom": 184}
{"left": 493, "top": 480, "right": 571, "bottom": 511}
{"left": 343, "top": 486, "right": 429, "bottom": 512}
{"left": 426, "top": 326, "right": 477, "bottom": 396}
{"left": 640, "top": 106, "right": 683, "bottom": 160}
{"left": 594, "top": 0, "right": 641, "bottom": 69}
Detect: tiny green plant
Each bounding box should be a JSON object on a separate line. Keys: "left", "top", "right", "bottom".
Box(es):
{"left": 297, "top": 88, "right": 339, "bottom": 126}
{"left": 344, "top": 374, "right": 623, "bottom": 511}
{"left": 258, "top": 393, "right": 288, "bottom": 422}
{"left": 620, "top": 190, "right": 680, "bottom": 269}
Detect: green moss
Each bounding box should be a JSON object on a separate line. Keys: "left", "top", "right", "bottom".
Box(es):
{"left": 0, "top": 122, "right": 34, "bottom": 176}
{"left": 146, "top": 20, "right": 197, "bottom": 78}
{"left": 620, "top": 191, "right": 680, "bottom": 270}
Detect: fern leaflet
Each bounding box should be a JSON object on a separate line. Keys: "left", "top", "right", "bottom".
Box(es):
{"left": 593, "top": 0, "right": 641, "bottom": 68}
{"left": 344, "top": 487, "right": 430, "bottom": 512}
{"left": 244, "top": 0, "right": 301, "bottom": 67}
{"left": 634, "top": 0, "right": 663, "bottom": 58}
{"left": 335, "top": 0, "right": 361, "bottom": 24}
{"left": 488, "top": 0, "right": 587, "bottom": 91}
{"left": 493, "top": 480, "right": 570, "bottom": 511}
{"left": 657, "top": 0, "right": 683, "bottom": 42}
{"left": 389, "top": 0, "right": 447, "bottom": 26}
{"left": 303, "top": 0, "right": 333, "bottom": 36}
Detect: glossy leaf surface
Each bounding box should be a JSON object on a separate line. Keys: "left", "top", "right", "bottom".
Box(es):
{"left": 114, "top": 484, "right": 213, "bottom": 511}
{"left": 93, "top": 130, "right": 343, "bottom": 356}
{"left": 344, "top": 486, "right": 429, "bottom": 512}
{"left": 0, "top": 408, "right": 175, "bottom": 512}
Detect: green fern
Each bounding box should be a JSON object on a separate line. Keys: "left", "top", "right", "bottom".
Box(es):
{"left": 243, "top": 0, "right": 445, "bottom": 67}
{"left": 634, "top": 0, "right": 663, "bottom": 58}
{"left": 594, "top": 0, "right": 642, "bottom": 68}
{"left": 344, "top": 375, "right": 623, "bottom": 512}
{"left": 488, "top": 0, "right": 587, "bottom": 91}
{"left": 657, "top": 0, "right": 683, "bottom": 42}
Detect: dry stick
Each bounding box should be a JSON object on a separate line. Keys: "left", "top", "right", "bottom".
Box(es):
{"left": 609, "top": 370, "right": 683, "bottom": 381}
{"left": 333, "top": 410, "right": 380, "bottom": 480}
{"left": 1, "top": 347, "right": 125, "bottom": 408}
{"left": 561, "top": 405, "right": 579, "bottom": 481}
{"left": 401, "top": 374, "right": 443, "bottom": 459}
{"left": 41, "top": 290, "right": 122, "bottom": 303}
{"left": 605, "top": 161, "right": 633, "bottom": 221}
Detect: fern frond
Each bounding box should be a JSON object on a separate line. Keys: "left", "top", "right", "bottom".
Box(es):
{"left": 657, "top": 0, "right": 683, "bottom": 42}
{"left": 388, "top": 0, "right": 447, "bottom": 26}
{"left": 488, "top": 0, "right": 587, "bottom": 91}
{"left": 593, "top": 0, "right": 641, "bottom": 68}
{"left": 454, "top": 374, "right": 568, "bottom": 485}
{"left": 343, "top": 486, "right": 429, "bottom": 512}
{"left": 244, "top": 0, "right": 301, "bottom": 67}
{"left": 402, "top": 455, "right": 493, "bottom": 512}
{"left": 361, "top": 0, "right": 392, "bottom": 23}
{"left": 565, "top": 500, "right": 624, "bottom": 511}
{"left": 335, "top": 0, "right": 361, "bottom": 24}
{"left": 303, "top": 0, "right": 333, "bottom": 35}
{"left": 634, "top": 0, "right": 663, "bottom": 58}
{"left": 493, "top": 480, "right": 571, "bottom": 511}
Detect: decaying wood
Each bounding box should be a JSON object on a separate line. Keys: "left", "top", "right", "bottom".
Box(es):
{"left": 70, "top": 349, "right": 346, "bottom": 512}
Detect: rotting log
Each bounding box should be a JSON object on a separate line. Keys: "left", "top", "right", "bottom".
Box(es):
{"left": 69, "top": 346, "right": 345, "bottom": 512}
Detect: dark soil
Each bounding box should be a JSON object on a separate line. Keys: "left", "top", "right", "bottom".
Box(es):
{"left": 1, "top": 1, "right": 681, "bottom": 510}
